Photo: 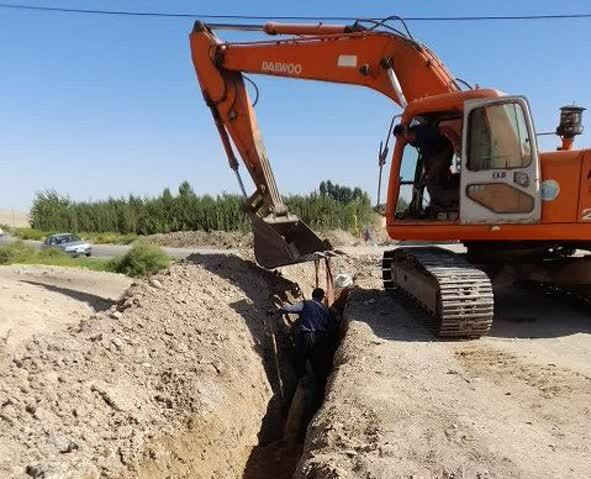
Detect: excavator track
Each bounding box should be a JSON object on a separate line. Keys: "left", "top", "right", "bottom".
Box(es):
{"left": 382, "top": 247, "right": 494, "bottom": 338}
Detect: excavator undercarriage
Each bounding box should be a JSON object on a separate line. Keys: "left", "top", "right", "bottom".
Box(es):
{"left": 383, "top": 244, "right": 591, "bottom": 338}
{"left": 382, "top": 247, "right": 494, "bottom": 337}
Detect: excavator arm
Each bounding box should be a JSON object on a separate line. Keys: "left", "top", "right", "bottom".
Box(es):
{"left": 189, "top": 20, "right": 459, "bottom": 268}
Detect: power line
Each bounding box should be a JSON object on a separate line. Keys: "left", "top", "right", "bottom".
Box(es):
{"left": 0, "top": 3, "right": 590, "bottom": 22}
{"left": 0, "top": 3, "right": 198, "bottom": 18}
{"left": 408, "top": 14, "right": 591, "bottom": 21}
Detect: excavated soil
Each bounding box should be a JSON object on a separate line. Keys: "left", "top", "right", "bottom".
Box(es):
{"left": 145, "top": 230, "right": 254, "bottom": 250}
{"left": 3, "top": 246, "right": 591, "bottom": 479}
{"left": 143, "top": 229, "right": 363, "bottom": 250}
{"left": 0, "top": 254, "right": 313, "bottom": 478}
{"left": 296, "top": 264, "right": 591, "bottom": 478}
{"left": 322, "top": 230, "right": 359, "bottom": 248}
{"left": 0, "top": 265, "right": 132, "bottom": 352}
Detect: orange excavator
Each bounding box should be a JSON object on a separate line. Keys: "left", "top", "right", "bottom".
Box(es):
{"left": 189, "top": 17, "right": 591, "bottom": 338}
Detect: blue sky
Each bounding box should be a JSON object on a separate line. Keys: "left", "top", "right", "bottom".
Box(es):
{"left": 1, "top": 0, "right": 590, "bottom": 210}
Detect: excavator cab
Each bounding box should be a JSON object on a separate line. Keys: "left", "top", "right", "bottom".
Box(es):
{"left": 460, "top": 96, "right": 541, "bottom": 224}
{"left": 391, "top": 93, "right": 542, "bottom": 227}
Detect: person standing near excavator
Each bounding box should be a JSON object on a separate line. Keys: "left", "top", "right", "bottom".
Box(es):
{"left": 277, "top": 287, "right": 333, "bottom": 382}
{"left": 393, "top": 123, "right": 458, "bottom": 212}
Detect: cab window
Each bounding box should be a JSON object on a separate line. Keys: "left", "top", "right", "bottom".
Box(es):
{"left": 397, "top": 143, "right": 425, "bottom": 214}
{"left": 467, "top": 102, "right": 532, "bottom": 170}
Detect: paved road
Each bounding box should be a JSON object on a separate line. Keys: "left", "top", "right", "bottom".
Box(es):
{"left": 0, "top": 235, "right": 236, "bottom": 260}
{"left": 0, "top": 234, "right": 466, "bottom": 261}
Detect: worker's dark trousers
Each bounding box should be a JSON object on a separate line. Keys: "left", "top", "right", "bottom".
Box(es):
{"left": 293, "top": 330, "right": 333, "bottom": 437}
{"left": 294, "top": 331, "right": 331, "bottom": 385}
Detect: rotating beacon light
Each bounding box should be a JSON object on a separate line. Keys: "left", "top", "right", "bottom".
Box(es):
{"left": 556, "top": 105, "right": 585, "bottom": 150}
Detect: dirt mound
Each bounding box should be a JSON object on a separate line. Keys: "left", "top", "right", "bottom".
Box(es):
{"left": 0, "top": 254, "right": 302, "bottom": 479}
{"left": 144, "top": 229, "right": 365, "bottom": 250}
{"left": 322, "top": 227, "right": 396, "bottom": 248}
{"left": 0, "top": 265, "right": 131, "bottom": 352}
{"left": 296, "top": 285, "right": 591, "bottom": 478}
{"left": 322, "top": 229, "right": 359, "bottom": 248}
{"left": 145, "top": 230, "right": 253, "bottom": 249}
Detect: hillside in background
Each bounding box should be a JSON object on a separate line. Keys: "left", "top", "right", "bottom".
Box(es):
{"left": 0, "top": 209, "right": 29, "bottom": 228}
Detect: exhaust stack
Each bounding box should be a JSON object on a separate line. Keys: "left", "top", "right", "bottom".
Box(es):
{"left": 556, "top": 105, "right": 585, "bottom": 151}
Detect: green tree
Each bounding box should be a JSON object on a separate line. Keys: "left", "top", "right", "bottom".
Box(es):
{"left": 28, "top": 180, "right": 374, "bottom": 236}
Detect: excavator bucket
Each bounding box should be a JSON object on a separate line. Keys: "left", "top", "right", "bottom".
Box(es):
{"left": 251, "top": 214, "right": 332, "bottom": 269}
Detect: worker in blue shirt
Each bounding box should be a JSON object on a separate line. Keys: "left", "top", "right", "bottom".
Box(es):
{"left": 278, "top": 287, "right": 333, "bottom": 380}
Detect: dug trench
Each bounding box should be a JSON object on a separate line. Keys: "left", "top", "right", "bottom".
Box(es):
{"left": 0, "top": 252, "right": 360, "bottom": 479}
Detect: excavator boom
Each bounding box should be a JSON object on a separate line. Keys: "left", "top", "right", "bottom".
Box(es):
{"left": 189, "top": 19, "right": 458, "bottom": 268}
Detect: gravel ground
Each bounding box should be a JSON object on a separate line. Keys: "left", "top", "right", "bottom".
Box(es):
{"left": 0, "top": 255, "right": 301, "bottom": 478}
{"left": 2, "top": 250, "right": 591, "bottom": 479}
{"left": 0, "top": 265, "right": 132, "bottom": 352}
{"left": 297, "top": 265, "right": 591, "bottom": 479}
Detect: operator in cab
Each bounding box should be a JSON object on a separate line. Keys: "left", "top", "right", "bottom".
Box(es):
{"left": 277, "top": 287, "right": 334, "bottom": 385}
{"left": 394, "top": 123, "right": 459, "bottom": 214}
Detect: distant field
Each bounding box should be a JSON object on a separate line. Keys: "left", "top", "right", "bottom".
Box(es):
{"left": 0, "top": 209, "right": 29, "bottom": 228}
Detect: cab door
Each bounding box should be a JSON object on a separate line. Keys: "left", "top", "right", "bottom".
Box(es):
{"left": 460, "top": 96, "right": 541, "bottom": 224}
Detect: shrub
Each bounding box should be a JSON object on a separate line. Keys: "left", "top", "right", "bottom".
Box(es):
{"left": 0, "top": 241, "right": 35, "bottom": 264}
{"left": 88, "top": 232, "right": 123, "bottom": 244}
{"left": 118, "top": 233, "right": 139, "bottom": 245}
{"left": 0, "top": 239, "right": 114, "bottom": 273}
{"left": 11, "top": 227, "right": 47, "bottom": 241}
{"left": 37, "top": 247, "right": 69, "bottom": 260}
{"left": 88, "top": 232, "right": 115, "bottom": 244}
{"left": 111, "top": 242, "right": 170, "bottom": 277}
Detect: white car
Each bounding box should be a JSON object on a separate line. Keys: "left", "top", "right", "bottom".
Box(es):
{"left": 43, "top": 233, "right": 92, "bottom": 257}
